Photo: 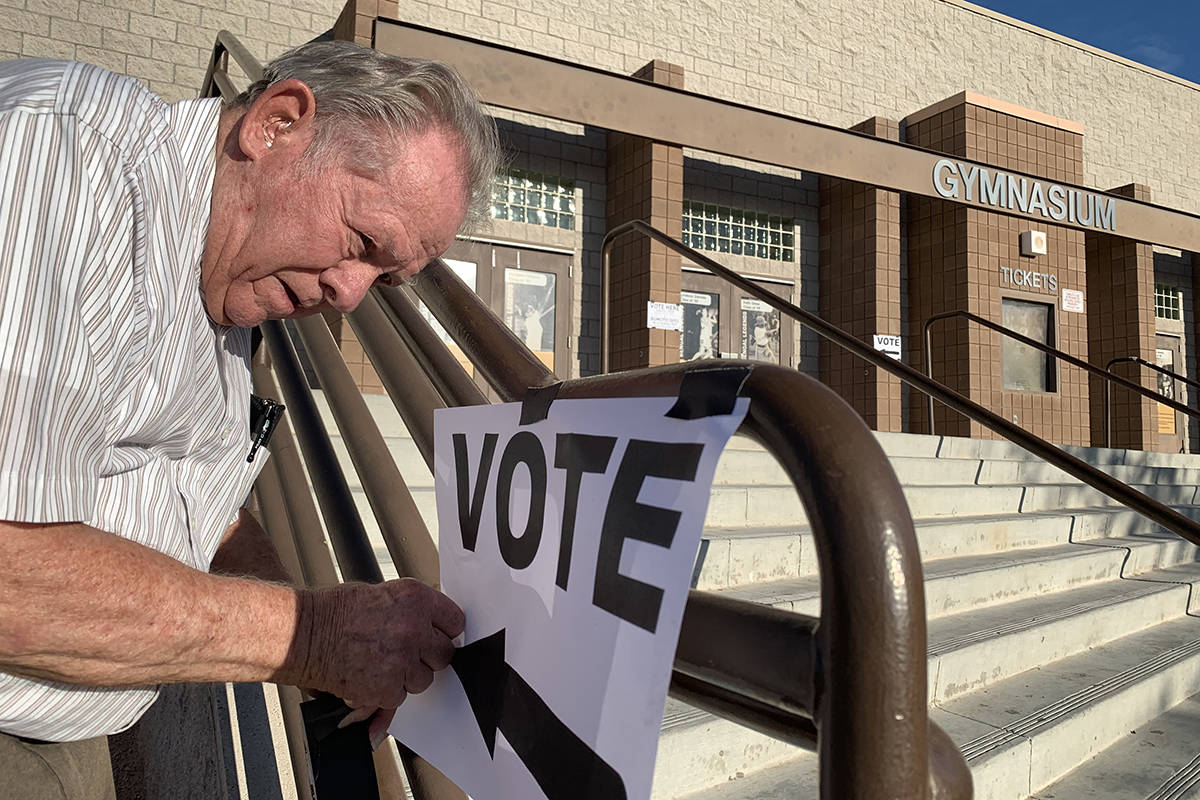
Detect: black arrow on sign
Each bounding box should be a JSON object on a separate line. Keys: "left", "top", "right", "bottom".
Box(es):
{"left": 452, "top": 628, "right": 627, "bottom": 800}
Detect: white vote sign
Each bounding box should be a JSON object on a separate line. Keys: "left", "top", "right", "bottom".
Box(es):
{"left": 873, "top": 334, "right": 902, "bottom": 360}
{"left": 391, "top": 395, "right": 748, "bottom": 800}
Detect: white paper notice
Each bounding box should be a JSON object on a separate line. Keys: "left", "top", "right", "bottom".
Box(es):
{"left": 390, "top": 395, "right": 749, "bottom": 800}
{"left": 872, "top": 334, "right": 902, "bottom": 360}
{"left": 646, "top": 301, "right": 684, "bottom": 331}
{"left": 1061, "top": 288, "right": 1084, "bottom": 313}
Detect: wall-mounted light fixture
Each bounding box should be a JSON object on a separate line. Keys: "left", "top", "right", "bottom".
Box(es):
{"left": 1020, "top": 230, "right": 1047, "bottom": 257}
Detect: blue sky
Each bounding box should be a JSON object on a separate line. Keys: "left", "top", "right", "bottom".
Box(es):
{"left": 969, "top": 1, "right": 1200, "bottom": 84}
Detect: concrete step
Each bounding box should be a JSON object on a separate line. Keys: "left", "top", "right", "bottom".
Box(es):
{"left": 670, "top": 615, "right": 1200, "bottom": 800}
{"left": 692, "top": 528, "right": 803, "bottom": 590}
{"left": 721, "top": 544, "right": 1197, "bottom": 641}
{"left": 948, "top": 616, "right": 1200, "bottom": 800}
{"left": 979, "top": 457, "right": 1200, "bottom": 488}
{"left": 711, "top": 450, "right": 1200, "bottom": 493}
{"left": 651, "top": 695, "right": 800, "bottom": 799}
{"left": 707, "top": 481, "right": 1200, "bottom": 528}
{"left": 1028, "top": 692, "right": 1200, "bottom": 799}
{"left": 703, "top": 483, "right": 1030, "bottom": 527}
{"left": 927, "top": 573, "right": 1190, "bottom": 704}
{"left": 1022, "top": 483, "right": 1199, "bottom": 513}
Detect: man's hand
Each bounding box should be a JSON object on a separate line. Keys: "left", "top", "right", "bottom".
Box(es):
{"left": 288, "top": 579, "right": 465, "bottom": 712}
{"left": 0, "top": 522, "right": 464, "bottom": 706}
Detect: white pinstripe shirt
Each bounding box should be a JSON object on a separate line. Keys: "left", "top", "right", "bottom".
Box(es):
{"left": 0, "top": 59, "right": 265, "bottom": 741}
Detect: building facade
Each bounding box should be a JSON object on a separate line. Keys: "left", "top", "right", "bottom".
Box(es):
{"left": 4, "top": 0, "right": 1198, "bottom": 450}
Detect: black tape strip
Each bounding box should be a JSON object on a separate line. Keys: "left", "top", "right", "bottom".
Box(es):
{"left": 301, "top": 694, "right": 380, "bottom": 800}
{"left": 519, "top": 382, "right": 563, "bottom": 425}
{"left": 665, "top": 366, "right": 752, "bottom": 420}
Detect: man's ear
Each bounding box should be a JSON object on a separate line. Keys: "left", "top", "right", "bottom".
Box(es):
{"left": 238, "top": 78, "right": 317, "bottom": 161}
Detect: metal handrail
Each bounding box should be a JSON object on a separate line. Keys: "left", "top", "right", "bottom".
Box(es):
{"left": 924, "top": 310, "right": 1200, "bottom": 445}
{"left": 260, "top": 320, "right": 466, "bottom": 800}
{"left": 1106, "top": 355, "right": 1199, "bottom": 448}
{"left": 200, "top": 29, "right": 263, "bottom": 99}
{"left": 602, "top": 220, "right": 1200, "bottom": 546}
{"left": 410, "top": 256, "right": 968, "bottom": 797}
{"left": 1107, "top": 356, "right": 1200, "bottom": 394}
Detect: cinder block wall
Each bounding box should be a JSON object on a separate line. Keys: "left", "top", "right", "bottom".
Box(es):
{"left": 1, "top": 0, "right": 343, "bottom": 101}
{"left": 3, "top": 0, "right": 1199, "bottom": 217}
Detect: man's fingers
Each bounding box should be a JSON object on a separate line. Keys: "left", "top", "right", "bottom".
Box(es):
{"left": 406, "top": 664, "right": 435, "bottom": 695}
{"left": 429, "top": 593, "right": 465, "bottom": 639}
{"left": 337, "top": 705, "right": 375, "bottom": 729}
{"left": 422, "top": 628, "right": 456, "bottom": 671}
{"left": 369, "top": 708, "right": 397, "bottom": 751}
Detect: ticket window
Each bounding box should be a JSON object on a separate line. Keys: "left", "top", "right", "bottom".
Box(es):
{"left": 680, "top": 269, "right": 794, "bottom": 366}
{"left": 1002, "top": 298, "right": 1056, "bottom": 392}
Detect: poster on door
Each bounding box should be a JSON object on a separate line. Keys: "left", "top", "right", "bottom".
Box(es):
{"left": 505, "top": 269, "right": 556, "bottom": 367}
{"left": 680, "top": 290, "right": 720, "bottom": 361}
{"left": 1156, "top": 347, "right": 1176, "bottom": 435}
{"left": 740, "top": 298, "right": 780, "bottom": 363}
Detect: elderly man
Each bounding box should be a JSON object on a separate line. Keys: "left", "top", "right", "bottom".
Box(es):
{"left": 0, "top": 40, "right": 499, "bottom": 798}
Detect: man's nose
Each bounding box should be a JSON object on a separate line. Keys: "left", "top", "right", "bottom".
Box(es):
{"left": 321, "top": 263, "right": 377, "bottom": 312}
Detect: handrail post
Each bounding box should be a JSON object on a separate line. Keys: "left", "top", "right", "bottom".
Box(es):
{"left": 1105, "top": 378, "right": 1113, "bottom": 448}
{"left": 923, "top": 311, "right": 1200, "bottom": 442}
{"left": 1105, "top": 354, "right": 1200, "bottom": 452}
{"left": 924, "top": 318, "right": 937, "bottom": 436}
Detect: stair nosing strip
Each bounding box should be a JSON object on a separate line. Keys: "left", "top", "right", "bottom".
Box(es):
{"left": 959, "top": 636, "right": 1200, "bottom": 761}
{"left": 1146, "top": 751, "right": 1200, "bottom": 800}
{"left": 929, "top": 582, "right": 1167, "bottom": 656}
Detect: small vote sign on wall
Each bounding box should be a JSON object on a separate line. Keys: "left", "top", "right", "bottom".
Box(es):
{"left": 391, "top": 392, "right": 748, "bottom": 800}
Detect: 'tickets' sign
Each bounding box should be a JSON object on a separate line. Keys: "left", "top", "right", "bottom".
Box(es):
{"left": 391, "top": 394, "right": 749, "bottom": 800}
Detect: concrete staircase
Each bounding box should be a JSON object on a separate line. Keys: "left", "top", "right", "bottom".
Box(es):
{"left": 319, "top": 394, "right": 1200, "bottom": 800}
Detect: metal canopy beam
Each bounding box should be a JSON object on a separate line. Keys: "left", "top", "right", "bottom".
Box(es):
{"left": 374, "top": 18, "right": 1200, "bottom": 253}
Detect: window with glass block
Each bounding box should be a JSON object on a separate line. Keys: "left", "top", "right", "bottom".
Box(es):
{"left": 681, "top": 202, "right": 794, "bottom": 262}
{"left": 490, "top": 170, "right": 576, "bottom": 230}
{"left": 1155, "top": 284, "right": 1182, "bottom": 320}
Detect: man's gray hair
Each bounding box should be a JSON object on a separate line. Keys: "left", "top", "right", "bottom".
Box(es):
{"left": 235, "top": 41, "right": 500, "bottom": 230}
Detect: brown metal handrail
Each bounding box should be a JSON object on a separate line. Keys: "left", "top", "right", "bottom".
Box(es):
{"left": 602, "top": 221, "right": 1200, "bottom": 546}
{"left": 409, "top": 258, "right": 969, "bottom": 798}
{"left": 1105, "top": 355, "right": 1200, "bottom": 449}
{"left": 925, "top": 310, "right": 1200, "bottom": 446}
{"left": 200, "top": 29, "right": 263, "bottom": 98}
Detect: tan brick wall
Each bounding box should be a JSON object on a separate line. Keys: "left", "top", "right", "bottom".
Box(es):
{"left": 0, "top": 0, "right": 344, "bottom": 101}
{"left": 4, "top": 0, "right": 1200, "bottom": 214}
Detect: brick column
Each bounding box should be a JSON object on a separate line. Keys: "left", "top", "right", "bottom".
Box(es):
{"left": 332, "top": 0, "right": 399, "bottom": 45}
{"left": 605, "top": 60, "right": 684, "bottom": 371}
{"left": 905, "top": 93, "right": 1089, "bottom": 445}
{"left": 1086, "top": 183, "right": 1158, "bottom": 449}
{"left": 819, "top": 116, "right": 902, "bottom": 432}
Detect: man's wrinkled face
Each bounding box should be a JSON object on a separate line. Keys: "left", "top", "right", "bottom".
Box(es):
{"left": 203, "top": 121, "right": 469, "bottom": 328}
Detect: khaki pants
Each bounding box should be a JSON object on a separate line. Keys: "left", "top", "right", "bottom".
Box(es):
{"left": 0, "top": 731, "right": 116, "bottom": 800}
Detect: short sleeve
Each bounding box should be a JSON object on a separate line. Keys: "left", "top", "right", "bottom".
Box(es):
{"left": 0, "top": 105, "right": 123, "bottom": 522}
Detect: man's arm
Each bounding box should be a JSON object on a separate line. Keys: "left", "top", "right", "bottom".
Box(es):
{"left": 210, "top": 508, "right": 293, "bottom": 584}
{"left": 0, "top": 521, "right": 461, "bottom": 711}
